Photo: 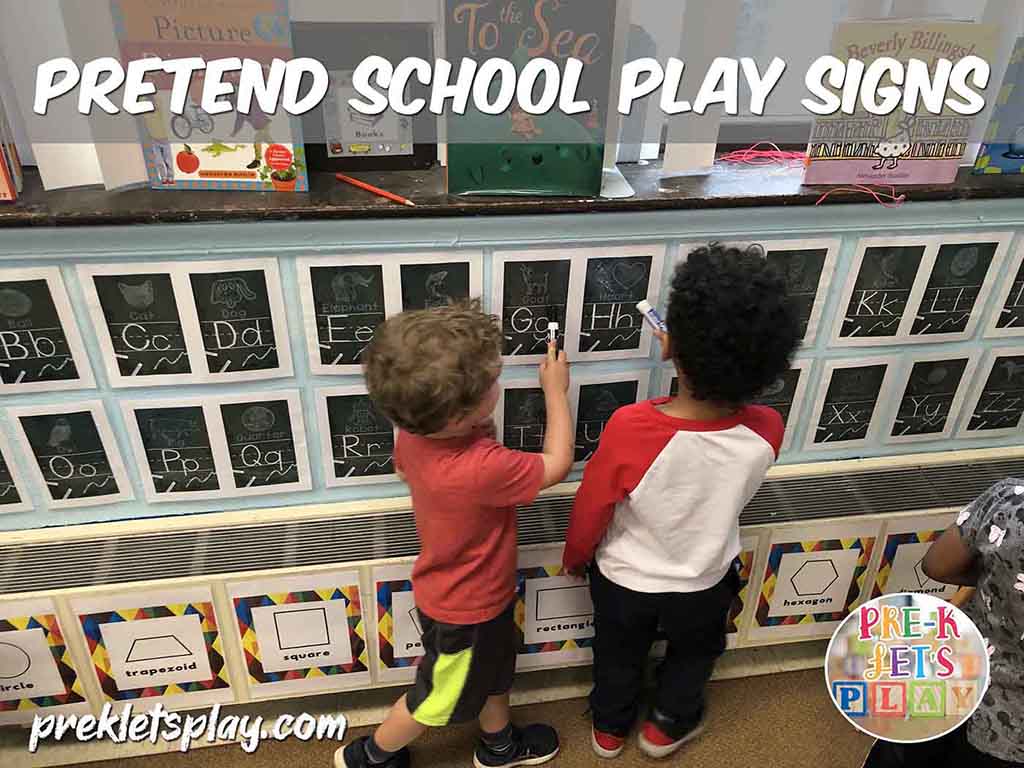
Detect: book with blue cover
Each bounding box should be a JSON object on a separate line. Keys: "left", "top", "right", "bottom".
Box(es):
{"left": 975, "top": 36, "right": 1024, "bottom": 175}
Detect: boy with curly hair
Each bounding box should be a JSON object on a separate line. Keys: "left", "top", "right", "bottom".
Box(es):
{"left": 338, "top": 302, "right": 573, "bottom": 768}
{"left": 563, "top": 244, "right": 800, "bottom": 760}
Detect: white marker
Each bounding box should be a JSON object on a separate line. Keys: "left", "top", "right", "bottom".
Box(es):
{"left": 547, "top": 322, "right": 559, "bottom": 345}
{"left": 636, "top": 300, "right": 667, "bottom": 333}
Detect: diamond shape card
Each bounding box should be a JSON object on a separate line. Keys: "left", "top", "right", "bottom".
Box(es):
{"left": 870, "top": 513, "right": 959, "bottom": 601}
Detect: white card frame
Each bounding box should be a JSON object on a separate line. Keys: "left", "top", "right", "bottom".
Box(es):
{"left": 120, "top": 396, "right": 233, "bottom": 503}
{"left": 370, "top": 562, "right": 420, "bottom": 685}
{"left": 492, "top": 248, "right": 581, "bottom": 366}
{"left": 6, "top": 400, "right": 133, "bottom": 509}
{"left": 207, "top": 390, "right": 312, "bottom": 496}
{"left": 986, "top": 237, "right": 1024, "bottom": 339}
{"left": 805, "top": 355, "right": 901, "bottom": 451}
{"left": 572, "top": 244, "right": 666, "bottom": 362}
{"left": 0, "top": 266, "right": 95, "bottom": 394}
{"left": 884, "top": 350, "right": 981, "bottom": 445}
{"left": 956, "top": 345, "right": 1024, "bottom": 439}
{"left": 0, "top": 429, "right": 33, "bottom": 514}
{"left": 831, "top": 235, "right": 935, "bottom": 348}
{"left": 571, "top": 371, "right": 649, "bottom": 469}
{"left": 902, "top": 231, "right": 1012, "bottom": 345}
{"left": 183, "top": 258, "right": 294, "bottom": 383}
{"left": 316, "top": 385, "right": 398, "bottom": 488}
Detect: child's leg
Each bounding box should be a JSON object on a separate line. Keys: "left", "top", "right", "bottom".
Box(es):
{"left": 589, "top": 565, "right": 660, "bottom": 736}
{"left": 652, "top": 568, "right": 737, "bottom": 735}
{"left": 478, "top": 692, "right": 511, "bottom": 733}
{"left": 373, "top": 695, "right": 428, "bottom": 751}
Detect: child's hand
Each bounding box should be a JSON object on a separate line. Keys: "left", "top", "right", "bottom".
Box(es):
{"left": 563, "top": 564, "right": 587, "bottom": 581}
{"left": 539, "top": 343, "right": 569, "bottom": 394}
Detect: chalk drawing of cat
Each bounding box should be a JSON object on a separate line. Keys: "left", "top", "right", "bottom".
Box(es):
{"left": 118, "top": 280, "right": 155, "bottom": 310}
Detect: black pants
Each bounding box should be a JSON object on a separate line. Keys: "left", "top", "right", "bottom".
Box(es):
{"left": 588, "top": 563, "right": 739, "bottom": 738}
{"left": 863, "top": 727, "right": 1022, "bottom": 768}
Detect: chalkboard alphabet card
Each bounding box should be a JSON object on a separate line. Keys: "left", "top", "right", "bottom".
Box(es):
{"left": 78, "top": 263, "right": 196, "bottom": 388}
{"left": 315, "top": 387, "right": 397, "bottom": 488}
{"left": 0, "top": 267, "right": 94, "bottom": 394}
{"left": 121, "top": 398, "right": 226, "bottom": 503}
{"left": 987, "top": 244, "right": 1024, "bottom": 339}
{"left": 0, "top": 430, "right": 32, "bottom": 514}
{"left": 571, "top": 373, "right": 648, "bottom": 467}
{"left": 496, "top": 380, "right": 558, "bottom": 455}
{"left": 187, "top": 260, "right": 293, "bottom": 382}
{"left": 906, "top": 233, "right": 1010, "bottom": 343}
{"left": 807, "top": 357, "right": 899, "bottom": 450}
{"left": 212, "top": 392, "right": 311, "bottom": 496}
{"left": 492, "top": 248, "right": 578, "bottom": 365}
{"left": 760, "top": 239, "right": 839, "bottom": 347}
{"left": 658, "top": 368, "right": 679, "bottom": 399}
{"left": 574, "top": 246, "right": 665, "bottom": 362}
{"left": 886, "top": 353, "right": 979, "bottom": 444}
{"left": 297, "top": 255, "right": 400, "bottom": 375}
{"left": 832, "top": 237, "right": 931, "bottom": 347}
{"left": 398, "top": 252, "right": 483, "bottom": 312}
{"left": 959, "top": 347, "right": 1024, "bottom": 438}
{"left": 7, "top": 401, "right": 132, "bottom": 509}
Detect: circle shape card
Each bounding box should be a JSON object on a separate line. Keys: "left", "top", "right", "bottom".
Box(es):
{"left": 826, "top": 593, "right": 989, "bottom": 743}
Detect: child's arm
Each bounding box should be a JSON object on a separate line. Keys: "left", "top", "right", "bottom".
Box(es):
{"left": 948, "top": 586, "right": 976, "bottom": 608}
{"left": 923, "top": 525, "right": 979, "bottom": 587}
{"left": 537, "top": 343, "right": 572, "bottom": 489}
{"left": 562, "top": 433, "right": 623, "bottom": 576}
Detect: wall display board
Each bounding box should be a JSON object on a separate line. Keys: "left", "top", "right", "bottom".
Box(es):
{"left": 959, "top": 347, "right": 1024, "bottom": 438}
{"left": 0, "top": 432, "right": 32, "bottom": 514}
{"left": 571, "top": 373, "right": 648, "bottom": 467}
{"left": 228, "top": 571, "right": 370, "bottom": 698}
{"left": 885, "top": 353, "right": 979, "bottom": 444}
{"left": 658, "top": 362, "right": 812, "bottom": 454}
{"left": 869, "top": 513, "right": 958, "bottom": 601}
{"left": 298, "top": 252, "right": 482, "bottom": 375}
{"left": 746, "top": 519, "right": 881, "bottom": 644}
{"left": 807, "top": 358, "right": 899, "bottom": 450}
{"left": 79, "top": 260, "right": 293, "bottom": 386}
{"left": 371, "top": 563, "right": 421, "bottom": 685}
{"left": 515, "top": 546, "right": 594, "bottom": 671}
{"left": 315, "top": 387, "right": 397, "bottom": 487}
{"left": 833, "top": 234, "right": 1010, "bottom": 347}
{"left": 7, "top": 402, "right": 133, "bottom": 509}
{"left": 0, "top": 598, "right": 89, "bottom": 725}
{"left": 72, "top": 586, "right": 233, "bottom": 707}
{"left": 574, "top": 246, "right": 665, "bottom": 361}
{"left": 0, "top": 267, "right": 94, "bottom": 393}
{"left": 493, "top": 249, "right": 576, "bottom": 364}
{"left": 988, "top": 244, "right": 1024, "bottom": 338}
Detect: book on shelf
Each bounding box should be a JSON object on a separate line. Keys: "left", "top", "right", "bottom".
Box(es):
{"left": 0, "top": 87, "right": 23, "bottom": 202}
{"left": 975, "top": 35, "right": 1024, "bottom": 175}
{"left": 804, "top": 19, "right": 999, "bottom": 186}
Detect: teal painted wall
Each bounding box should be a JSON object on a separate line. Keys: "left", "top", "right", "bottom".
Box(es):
{"left": 0, "top": 198, "right": 1021, "bottom": 532}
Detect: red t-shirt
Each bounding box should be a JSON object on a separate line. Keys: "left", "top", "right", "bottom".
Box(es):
{"left": 395, "top": 430, "right": 545, "bottom": 625}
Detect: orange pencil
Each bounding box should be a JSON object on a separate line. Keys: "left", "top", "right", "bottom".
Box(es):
{"left": 334, "top": 172, "right": 416, "bottom": 207}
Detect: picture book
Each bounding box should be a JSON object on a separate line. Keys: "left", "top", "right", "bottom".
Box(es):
{"left": 109, "top": 0, "right": 308, "bottom": 192}
{"left": 805, "top": 20, "right": 999, "bottom": 186}
{"left": 0, "top": 92, "right": 23, "bottom": 202}
{"left": 975, "top": 36, "right": 1024, "bottom": 175}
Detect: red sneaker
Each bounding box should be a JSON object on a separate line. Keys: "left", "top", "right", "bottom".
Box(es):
{"left": 591, "top": 727, "right": 625, "bottom": 759}
{"left": 638, "top": 719, "right": 705, "bottom": 759}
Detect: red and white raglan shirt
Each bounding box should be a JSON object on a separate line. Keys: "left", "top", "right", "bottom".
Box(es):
{"left": 563, "top": 399, "right": 784, "bottom": 594}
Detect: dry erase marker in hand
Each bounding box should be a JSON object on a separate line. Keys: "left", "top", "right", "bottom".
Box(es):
{"left": 636, "top": 300, "right": 667, "bottom": 332}
{"left": 547, "top": 322, "right": 559, "bottom": 346}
